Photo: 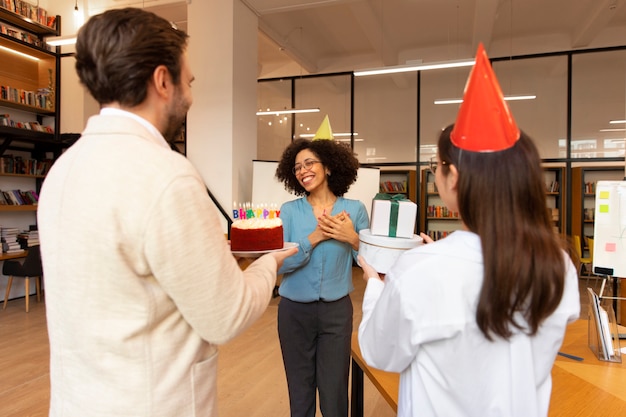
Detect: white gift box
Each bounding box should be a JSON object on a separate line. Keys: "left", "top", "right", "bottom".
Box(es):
{"left": 370, "top": 197, "right": 417, "bottom": 238}
{"left": 358, "top": 229, "right": 423, "bottom": 274}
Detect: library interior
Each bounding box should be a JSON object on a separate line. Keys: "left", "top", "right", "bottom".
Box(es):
{"left": 1, "top": 1, "right": 626, "bottom": 416}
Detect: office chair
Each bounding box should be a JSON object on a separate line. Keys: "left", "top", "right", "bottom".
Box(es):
{"left": 585, "top": 237, "right": 599, "bottom": 288}
{"left": 2, "top": 245, "right": 43, "bottom": 312}
{"left": 572, "top": 235, "right": 593, "bottom": 279}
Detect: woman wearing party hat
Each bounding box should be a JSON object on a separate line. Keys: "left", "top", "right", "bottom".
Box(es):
{"left": 275, "top": 115, "right": 369, "bottom": 417}
{"left": 358, "top": 44, "right": 580, "bottom": 417}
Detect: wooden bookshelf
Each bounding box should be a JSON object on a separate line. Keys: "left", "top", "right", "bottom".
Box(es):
{"left": 379, "top": 170, "right": 417, "bottom": 202}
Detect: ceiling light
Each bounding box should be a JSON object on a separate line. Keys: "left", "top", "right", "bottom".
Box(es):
{"left": 0, "top": 45, "right": 39, "bottom": 61}
{"left": 47, "top": 36, "right": 77, "bottom": 46}
{"left": 599, "top": 128, "right": 626, "bottom": 132}
{"left": 434, "top": 94, "right": 536, "bottom": 105}
{"left": 609, "top": 119, "right": 626, "bottom": 124}
{"left": 354, "top": 59, "right": 475, "bottom": 77}
{"left": 256, "top": 108, "right": 320, "bottom": 116}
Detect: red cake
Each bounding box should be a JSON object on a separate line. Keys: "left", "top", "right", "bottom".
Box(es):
{"left": 230, "top": 218, "right": 284, "bottom": 251}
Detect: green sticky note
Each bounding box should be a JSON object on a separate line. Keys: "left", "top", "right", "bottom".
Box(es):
{"left": 599, "top": 191, "right": 610, "bottom": 199}
{"left": 599, "top": 204, "right": 609, "bottom": 213}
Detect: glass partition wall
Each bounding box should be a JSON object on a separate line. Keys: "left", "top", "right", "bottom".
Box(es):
{"left": 257, "top": 46, "right": 626, "bottom": 235}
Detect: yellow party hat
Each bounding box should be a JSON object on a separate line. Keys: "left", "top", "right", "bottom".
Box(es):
{"left": 312, "top": 115, "right": 334, "bottom": 140}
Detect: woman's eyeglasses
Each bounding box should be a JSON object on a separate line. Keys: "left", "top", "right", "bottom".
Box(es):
{"left": 429, "top": 156, "right": 447, "bottom": 174}
{"left": 292, "top": 159, "right": 320, "bottom": 175}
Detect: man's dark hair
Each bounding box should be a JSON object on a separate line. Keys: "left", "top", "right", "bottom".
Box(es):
{"left": 75, "top": 8, "right": 189, "bottom": 107}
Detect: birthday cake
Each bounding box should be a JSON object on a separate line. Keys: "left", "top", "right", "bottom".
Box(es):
{"left": 230, "top": 218, "right": 284, "bottom": 252}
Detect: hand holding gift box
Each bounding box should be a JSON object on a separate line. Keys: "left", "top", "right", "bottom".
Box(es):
{"left": 370, "top": 193, "right": 417, "bottom": 238}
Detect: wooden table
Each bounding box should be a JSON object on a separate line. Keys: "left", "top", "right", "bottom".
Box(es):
{"left": 350, "top": 320, "right": 626, "bottom": 417}
{"left": 0, "top": 250, "right": 27, "bottom": 261}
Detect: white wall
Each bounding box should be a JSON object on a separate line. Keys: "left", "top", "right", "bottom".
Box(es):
{"left": 187, "top": 0, "right": 258, "bottom": 232}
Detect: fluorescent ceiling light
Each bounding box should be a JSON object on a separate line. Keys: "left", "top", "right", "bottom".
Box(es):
{"left": 599, "top": 128, "right": 626, "bottom": 132}
{"left": 354, "top": 59, "right": 475, "bottom": 77}
{"left": 0, "top": 45, "right": 39, "bottom": 61}
{"left": 256, "top": 108, "right": 320, "bottom": 116}
{"left": 47, "top": 36, "right": 77, "bottom": 46}
{"left": 609, "top": 119, "right": 626, "bottom": 124}
{"left": 434, "top": 95, "right": 536, "bottom": 105}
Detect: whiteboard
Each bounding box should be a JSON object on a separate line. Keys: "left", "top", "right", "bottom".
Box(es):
{"left": 592, "top": 181, "right": 626, "bottom": 277}
{"left": 251, "top": 160, "right": 380, "bottom": 219}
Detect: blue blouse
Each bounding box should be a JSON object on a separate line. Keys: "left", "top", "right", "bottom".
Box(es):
{"left": 277, "top": 196, "right": 369, "bottom": 302}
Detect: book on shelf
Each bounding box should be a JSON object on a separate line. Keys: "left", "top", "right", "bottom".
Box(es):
{"left": 0, "top": 189, "right": 38, "bottom": 205}
{"left": 1, "top": 155, "right": 52, "bottom": 176}
{"left": 379, "top": 181, "right": 407, "bottom": 193}
{"left": 0, "top": 1, "right": 56, "bottom": 29}
{"left": 546, "top": 181, "right": 560, "bottom": 192}
{"left": 584, "top": 181, "right": 595, "bottom": 194}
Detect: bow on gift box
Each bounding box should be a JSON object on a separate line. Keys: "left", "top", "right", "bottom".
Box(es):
{"left": 374, "top": 193, "right": 410, "bottom": 237}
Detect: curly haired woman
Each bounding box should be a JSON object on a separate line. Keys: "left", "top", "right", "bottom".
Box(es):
{"left": 275, "top": 136, "right": 369, "bottom": 417}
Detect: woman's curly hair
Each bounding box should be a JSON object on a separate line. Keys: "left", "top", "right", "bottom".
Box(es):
{"left": 275, "top": 139, "right": 359, "bottom": 197}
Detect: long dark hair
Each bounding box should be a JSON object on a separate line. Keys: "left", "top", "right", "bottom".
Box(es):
{"left": 438, "top": 125, "right": 566, "bottom": 340}
{"left": 75, "top": 8, "right": 189, "bottom": 107}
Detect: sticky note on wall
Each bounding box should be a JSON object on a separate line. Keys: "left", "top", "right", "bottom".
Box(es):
{"left": 599, "top": 190, "right": 610, "bottom": 199}
{"left": 605, "top": 242, "right": 616, "bottom": 252}
{"left": 599, "top": 204, "right": 609, "bottom": 213}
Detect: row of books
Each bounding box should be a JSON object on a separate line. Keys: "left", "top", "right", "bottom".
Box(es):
{"left": 0, "top": 226, "right": 38, "bottom": 253}
{"left": 584, "top": 181, "right": 596, "bottom": 194}
{"left": 0, "top": 21, "right": 49, "bottom": 48}
{"left": 18, "top": 228, "right": 38, "bottom": 247}
{"left": 545, "top": 180, "right": 560, "bottom": 192}
{"left": 0, "top": 188, "right": 38, "bottom": 205}
{"left": 1, "top": 226, "right": 20, "bottom": 253}
{"left": 1, "top": 155, "right": 53, "bottom": 176}
{"left": 425, "top": 230, "right": 454, "bottom": 241}
{"left": 1, "top": 86, "right": 54, "bottom": 112}
{"left": 379, "top": 181, "right": 407, "bottom": 193}
{"left": 426, "top": 205, "right": 459, "bottom": 218}
{"left": 0, "top": 115, "right": 54, "bottom": 133}
{"left": 0, "top": 1, "right": 56, "bottom": 28}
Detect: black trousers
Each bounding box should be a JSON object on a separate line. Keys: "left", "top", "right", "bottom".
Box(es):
{"left": 278, "top": 295, "right": 353, "bottom": 417}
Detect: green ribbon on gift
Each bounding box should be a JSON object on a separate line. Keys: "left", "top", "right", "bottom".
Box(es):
{"left": 374, "top": 193, "right": 410, "bottom": 237}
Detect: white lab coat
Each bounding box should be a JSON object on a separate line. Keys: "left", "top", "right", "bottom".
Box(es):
{"left": 359, "top": 230, "right": 580, "bottom": 417}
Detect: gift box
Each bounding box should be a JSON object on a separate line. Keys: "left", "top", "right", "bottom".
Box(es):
{"left": 358, "top": 229, "right": 423, "bottom": 273}
{"left": 370, "top": 193, "right": 417, "bottom": 238}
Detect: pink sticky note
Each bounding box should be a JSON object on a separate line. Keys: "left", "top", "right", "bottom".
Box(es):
{"left": 605, "top": 242, "right": 616, "bottom": 252}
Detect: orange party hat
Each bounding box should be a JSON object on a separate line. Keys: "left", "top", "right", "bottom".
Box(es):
{"left": 312, "top": 115, "right": 334, "bottom": 140}
{"left": 450, "top": 43, "right": 520, "bottom": 152}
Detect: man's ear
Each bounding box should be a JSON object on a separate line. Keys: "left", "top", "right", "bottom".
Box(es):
{"left": 151, "top": 65, "right": 171, "bottom": 98}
